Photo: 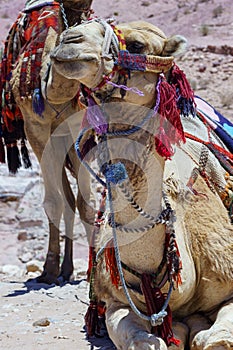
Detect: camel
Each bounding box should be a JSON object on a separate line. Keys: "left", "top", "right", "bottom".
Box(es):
{"left": 0, "top": 0, "right": 95, "bottom": 284}
{"left": 41, "top": 18, "right": 233, "bottom": 349}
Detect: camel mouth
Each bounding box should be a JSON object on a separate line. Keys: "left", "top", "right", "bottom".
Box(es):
{"left": 51, "top": 50, "right": 98, "bottom": 63}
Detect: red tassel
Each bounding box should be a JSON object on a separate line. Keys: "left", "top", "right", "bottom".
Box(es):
{"left": 105, "top": 241, "right": 120, "bottom": 288}
{"left": 159, "top": 79, "right": 185, "bottom": 144}
{"left": 155, "top": 78, "right": 185, "bottom": 159}
{"left": 85, "top": 300, "right": 99, "bottom": 336}
{"left": 155, "top": 127, "right": 174, "bottom": 160}
{"left": 141, "top": 273, "right": 180, "bottom": 346}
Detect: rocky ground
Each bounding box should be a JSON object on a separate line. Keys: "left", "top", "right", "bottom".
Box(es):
{"left": 0, "top": 0, "right": 233, "bottom": 349}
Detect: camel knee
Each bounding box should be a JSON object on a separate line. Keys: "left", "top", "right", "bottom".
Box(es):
{"left": 105, "top": 303, "right": 167, "bottom": 350}
{"left": 43, "top": 193, "right": 63, "bottom": 228}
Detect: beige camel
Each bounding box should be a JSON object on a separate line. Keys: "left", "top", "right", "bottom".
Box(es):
{"left": 46, "top": 19, "right": 233, "bottom": 350}
{"left": 1, "top": 0, "right": 94, "bottom": 284}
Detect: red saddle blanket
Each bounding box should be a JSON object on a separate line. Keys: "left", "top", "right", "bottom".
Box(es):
{"left": 0, "top": 1, "right": 60, "bottom": 172}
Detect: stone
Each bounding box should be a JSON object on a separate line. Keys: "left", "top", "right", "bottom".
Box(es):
{"left": 26, "top": 260, "right": 43, "bottom": 273}
{"left": 17, "top": 231, "right": 28, "bottom": 241}
{"left": 198, "top": 63, "right": 206, "bottom": 72}
{"left": 33, "top": 318, "right": 50, "bottom": 327}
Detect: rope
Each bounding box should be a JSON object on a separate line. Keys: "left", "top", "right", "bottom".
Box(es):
{"left": 107, "top": 77, "right": 161, "bottom": 137}
{"left": 59, "top": 2, "right": 69, "bottom": 30}
{"left": 106, "top": 179, "right": 173, "bottom": 327}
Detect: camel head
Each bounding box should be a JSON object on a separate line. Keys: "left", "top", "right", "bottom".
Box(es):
{"left": 50, "top": 19, "right": 187, "bottom": 106}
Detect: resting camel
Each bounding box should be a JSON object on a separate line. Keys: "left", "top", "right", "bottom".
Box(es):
{"left": 44, "top": 18, "right": 233, "bottom": 349}
{"left": 0, "top": 0, "right": 94, "bottom": 284}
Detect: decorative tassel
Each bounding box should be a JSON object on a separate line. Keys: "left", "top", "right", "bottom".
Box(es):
{"left": 0, "top": 137, "right": 5, "bottom": 163}
{"left": 170, "top": 64, "right": 196, "bottom": 117}
{"left": 103, "top": 162, "right": 128, "bottom": 185}
{"left": 6, "top": 142, "right": 21, "bottom": 173}
{"left": 141, "top": 273, "right": 180, "bottom": 347}
{"left": 159, "top": 79, "right": 185, "bottom": 144}
{"left": 32, "top": 88, "right": 45, "bottom": 117}
{"left": 105, "top": 241, "right": 120, "bottom": 288}
{"left": 155, "top": 77, "right": 185, "bottom": 159}
{"left": 21, "top": 139, "right": 32, "bottom": 169}
{"left": 155, "top": 127, "right": 175, "bottom": 160}
{"left": 86, "top": 95, "right": 108, "bottom": 134}
{"left": 85, "top": 300, "right": 99, "bottom": 336}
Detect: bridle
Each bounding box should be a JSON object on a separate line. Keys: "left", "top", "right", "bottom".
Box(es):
{"left": 78, "top": 18, "right": 175, "bottom": 99}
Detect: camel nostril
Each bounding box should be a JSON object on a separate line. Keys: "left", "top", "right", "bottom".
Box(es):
{"left": 61, "top": 33, "right": 84, "bottom": 45}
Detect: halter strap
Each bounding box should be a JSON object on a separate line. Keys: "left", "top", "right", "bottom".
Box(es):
{"left": 83, "top": 18, "right": 175, "bottom": 92}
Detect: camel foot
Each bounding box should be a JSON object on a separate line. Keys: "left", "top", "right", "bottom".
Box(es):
{"left": 35, "top": 271, "right": 59, "bottom": 285}
{"left": 57, "top": 272, "right": 74, "bottom": 285}
{"left": 192, "top": 323, "right": 233, "bottom": 350}
{"left": 60, "top": 264, "right": 74, "bottom": 283}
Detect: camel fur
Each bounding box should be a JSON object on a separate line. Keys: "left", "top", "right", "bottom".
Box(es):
{"left": 45, "top": 19, "right": 233, "bottom": 350}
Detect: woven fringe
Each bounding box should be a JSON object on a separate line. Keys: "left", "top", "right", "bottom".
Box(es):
{"left": 155, "top": 78, "right": 185, "bottom": 159}
{"left": 85, "top": 300, "right": 99, "bottom": 336}
{"left": 170, "top": 64, "right": 196, "bottom": 117}
{"left": 141, "top": 273, "right": 180, "bottom": 347}
{"left": 105, "top": 242, "right": 121, "bottom": 288}
{"left": 32, "top": 88, "right": 45, "bottom": 117}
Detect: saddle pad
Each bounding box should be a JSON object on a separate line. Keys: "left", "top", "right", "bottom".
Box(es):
{"left": 194, "top": 95, "right": 233, "bottom": 153}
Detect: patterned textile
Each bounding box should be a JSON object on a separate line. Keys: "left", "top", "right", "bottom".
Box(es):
{"left": 195, "top": 95, "right": 233, "bottom": 153}
{"left": 115, "top": 50, "right": 173, "bottom": 73}
{"left": 0, "top": 1, "right": 60, "bottom": 172}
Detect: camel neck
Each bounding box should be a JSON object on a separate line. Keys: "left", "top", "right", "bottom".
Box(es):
{"left": 101, "top": 102, "right": 166, "bottom": 269}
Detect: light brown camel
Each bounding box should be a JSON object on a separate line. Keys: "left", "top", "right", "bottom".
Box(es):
{"left": 44, "top": 19, "right": 233, "bottom": 350}
{"left": 0, "top": 0, "right": 94, "bottom": 284}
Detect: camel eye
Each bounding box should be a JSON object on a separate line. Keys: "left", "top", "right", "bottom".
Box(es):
{"left": 126, "top": 41, "right": 145, "bottom": 54}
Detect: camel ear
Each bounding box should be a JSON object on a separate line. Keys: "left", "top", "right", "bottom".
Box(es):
{"left": 162, "top": 35, "right": 187, "bottom": 57}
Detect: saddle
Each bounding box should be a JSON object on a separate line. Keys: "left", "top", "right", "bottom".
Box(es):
{"left": 0, "top": 1, "right": 61, "bottom": 173}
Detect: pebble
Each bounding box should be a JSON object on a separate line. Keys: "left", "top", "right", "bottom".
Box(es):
{"left": 33, "top": 318, "right": 50, "bottom": 327}
{"left": 26, "top": 260, "right": 43, "bottom": 273}
{"left": 17, "top": 231, "right": 28, "bottom": 241}
{"left": 198, "top": 63, "right": 206, "bottom": 72}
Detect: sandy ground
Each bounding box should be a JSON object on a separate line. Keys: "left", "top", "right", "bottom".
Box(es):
{"left": 0, "top": 1, "right": 233, "bottom": 349}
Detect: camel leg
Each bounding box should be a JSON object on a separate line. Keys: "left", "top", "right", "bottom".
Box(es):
{"left": 37, "top": 223, "right": 60, "bottom": 284}
{"left": 59, "top": 166, "right": 75, "bottom": 282}
{"left": 191, "top": 301, "right": 233, "bottom": 350}
{"left": 68, "top": 147, "right": 96, "bottom": 244}
{"left": 23, "top": 119, "right": 63, "bottom": 283}
{"left": 105, "top": 301, "right": 168, "bottom": 350}
{"left": 37, "top": 133, "right": 66, "bottom": 284}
